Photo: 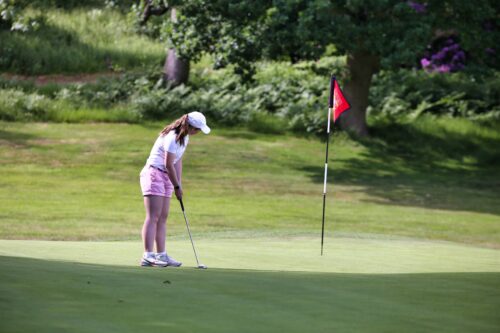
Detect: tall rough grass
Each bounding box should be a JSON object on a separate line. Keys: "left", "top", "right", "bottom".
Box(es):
{"left": 0, "top": 7, "right": 165, "bottom": 74}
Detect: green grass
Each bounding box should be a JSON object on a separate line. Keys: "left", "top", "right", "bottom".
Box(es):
{"left": 0, "top": 239, "right": 499, "bottom": 333}
{"left": 45, "top": 106, "right": 140, "bottom": 123}
{"left": 0, "top": 7, "right": 165, "bottom": 74}
{"left": 1, "top": 238, "right": 499, "bottom": 273}
{"left": 1, "top": 120, "right": 499, "bottom": 332}
{"left": 0, "top": 119, "right": 499, "bottom": 247}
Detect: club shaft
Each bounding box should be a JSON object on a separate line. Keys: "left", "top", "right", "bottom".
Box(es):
{"left": 181, "top": 208, "right": 201, "bottom": 266}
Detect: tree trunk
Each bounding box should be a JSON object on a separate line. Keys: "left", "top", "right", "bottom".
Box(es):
{"left": 339, "top": 52, "right": 380, "bottom": 137}
{"left": 163, "top": 49, "right": 190, "bottom": 86}
{"left": 162, "top": 8, "right": 190, "bottom": 87}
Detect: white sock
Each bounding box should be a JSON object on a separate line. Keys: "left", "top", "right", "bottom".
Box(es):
{"left": 156, "top": 251, "right": 166, "bottom": 256}
{"left": 144, "top": 251, "right": 155, "bottom": 258}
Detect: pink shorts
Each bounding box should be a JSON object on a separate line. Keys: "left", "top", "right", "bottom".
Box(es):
{"left": 140, "top": 165, "right": 174, "bottom": 197}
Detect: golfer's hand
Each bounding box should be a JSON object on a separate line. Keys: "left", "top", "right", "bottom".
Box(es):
{"left": 174, "top": 187, "right": 183, "bottom": 200}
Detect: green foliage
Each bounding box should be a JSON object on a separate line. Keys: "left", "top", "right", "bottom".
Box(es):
{"left": 427, "top": 1, "right": 498, "bottom": 69}
{"left": 128, "top": 0, "right": 166, "bottom": 39}
{"left": 2, "top": 57, "right": 499, "bottom": 134}
{"left": 129, "top": 60, "right": 499, "bottom": 134}
{"left": 0, "top": 89, "right": 53, "bottom": 121}
{"left": 130, "top": 84, "right": 190, "bottom": 119}
{"left": 162, "top": 1, "right": 268, "bottom": 81}
{"left": 129, "top": 81, "right": 250, "bottom": 124}
{"left": 1, "top": 0, "right": 43, "bottom": 32}
{"left": 149, "top": 0, "right": 497, "bottom": 81}
{"left": 369, "top": 70, "right": 500, "bottom": 121}
{"left": 0, "top": 75, "right": 37, "bottom": 91}
{"left": 0, "top": 87, "right": 139, "bottom": 123}
{"left": 54, "top": 74, "right": 153, "bottom": 108}
{"left": 137, "top": 0, "right": 497, "bottom": 137}
{"left": 128, "top": 61, "right": 335, "bottom": 134}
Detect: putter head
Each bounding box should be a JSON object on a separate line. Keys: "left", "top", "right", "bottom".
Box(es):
{"left": 197, "top": 264, "right": 207, "bottom": 269}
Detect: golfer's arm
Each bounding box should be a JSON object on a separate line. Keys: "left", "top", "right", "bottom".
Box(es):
{"left": 165, "top": 152, "right": 181, "bottom": 187}
{"left": 175, "top": 158, "right": 182, "bottom": 185}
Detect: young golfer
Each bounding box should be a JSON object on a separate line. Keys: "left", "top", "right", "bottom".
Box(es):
{"left": 139, "top": 111, "right": 210, "bottom": 267}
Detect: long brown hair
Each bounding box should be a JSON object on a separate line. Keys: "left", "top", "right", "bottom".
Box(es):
{"left": 159, "top": 115, "right": 190, "bottom": 146}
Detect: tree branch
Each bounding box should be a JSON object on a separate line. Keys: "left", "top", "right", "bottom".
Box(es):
{"left": 141, "top": 0, "right": 169, "bottom": 25}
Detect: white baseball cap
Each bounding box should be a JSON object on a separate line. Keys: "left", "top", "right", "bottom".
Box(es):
{"left": 187, "top": 111, "right": 210, "bottom": 134}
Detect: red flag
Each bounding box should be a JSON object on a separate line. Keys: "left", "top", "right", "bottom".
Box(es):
{"left": 328, "top": 76, "right": 350, "bottom": 123}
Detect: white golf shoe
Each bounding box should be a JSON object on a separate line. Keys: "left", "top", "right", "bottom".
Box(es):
{"left": 156, "top": 254, "right": 182, "bottom": 267}
{"left": 140, "top": 254, "right": 168, "bottom": 267}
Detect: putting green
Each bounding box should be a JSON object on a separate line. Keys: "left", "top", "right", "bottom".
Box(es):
{"left": 0, "top": 236, "right": 498, "bottom": 273}
{"left": 1, "top": 237, "right": 499, "bottom": 333}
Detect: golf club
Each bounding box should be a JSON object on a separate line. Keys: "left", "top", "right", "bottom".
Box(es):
{"left": 179, "top": 198, "right": 207, "bottom": 269}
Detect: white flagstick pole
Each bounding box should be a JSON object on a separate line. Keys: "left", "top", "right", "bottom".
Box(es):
{"left": 321, "top": 103, "right": 333, "bottom": 256}
{"left": 322, "top": 75, "right": 337, "bottom": 255}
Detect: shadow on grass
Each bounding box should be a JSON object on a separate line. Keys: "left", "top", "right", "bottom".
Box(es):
{"left": 0, "top": 128, "right": 38, "bottom": 147}
{"left": 367, "top": 121, "right": 500, "bottom": 166}
{"left": 301, "top": 121, "right": 500, "bottom": 215}
{"left": 0, "top": 255, "right": 499, "bottom": 333}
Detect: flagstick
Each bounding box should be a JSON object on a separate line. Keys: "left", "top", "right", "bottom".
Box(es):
{"left": 321, "top": 106, "right": 332, "bottom": 256}
{"left": 321, "top": 76, "right": 350, "bottom": 255}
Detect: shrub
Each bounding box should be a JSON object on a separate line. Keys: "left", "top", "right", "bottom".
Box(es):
{"left": 369, "top": 70, "right": 500, "bottom": 121}
{"left": 130, "top": 85, "right": 188, "bottom": 120}
{"left": 1, "top": 54, "right": 498, "bottom": 134}
{"left": 0, "top": 89, "right": 52, "bottom": 121}
{"left": 0, "top": 87, "right": 139, "bottom": 123}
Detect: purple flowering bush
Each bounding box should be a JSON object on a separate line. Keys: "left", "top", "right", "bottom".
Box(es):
{"left": 420, "top": 36, "right": 466, "bottom": 73}
{"left": 406, "top": 2, "right": 467, "bottom": 73}
{"left": 407, "top": 2, "right": 497, "bottom": 73}
{"left": 407, "top": 1, "right": 427, "bottom": 14}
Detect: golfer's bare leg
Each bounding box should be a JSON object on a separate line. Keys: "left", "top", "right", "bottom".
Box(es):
{"left": 155, "top": 197, "right": 170, "bottom": 253}
{"left": 142, "top": 195, "right": 165, "bottom": 252}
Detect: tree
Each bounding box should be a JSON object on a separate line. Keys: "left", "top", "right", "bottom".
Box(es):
{"left": 262, "top": 0, "right": 434, "bottom": 136}
{"left": 144, "top": 0, "right": 497, "bottom": 136}
{"left": 138, "top": 0, "right": 190, "bottom": 86}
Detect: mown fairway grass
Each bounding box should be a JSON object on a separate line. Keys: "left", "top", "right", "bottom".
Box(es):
{"left": 1, "top": 120, "right": 499, "bottom": 332}
{"left": 0, "top": 120, "right": 499, "bottom": 246}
